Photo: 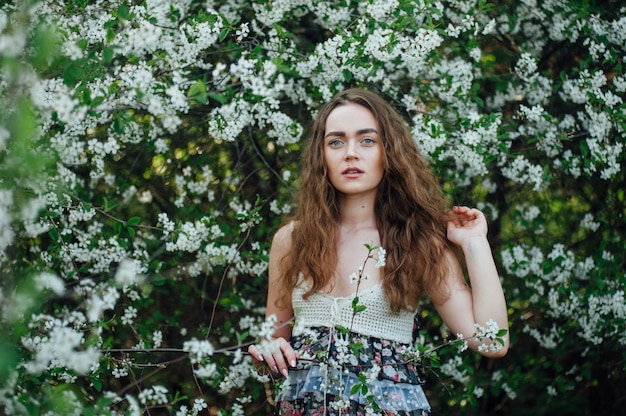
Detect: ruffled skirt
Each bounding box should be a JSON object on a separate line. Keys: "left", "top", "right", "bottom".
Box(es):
{"left": 275, "top": 326, "right": 431, "bottom": 416}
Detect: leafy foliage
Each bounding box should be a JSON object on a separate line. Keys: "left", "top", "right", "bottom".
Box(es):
{"left": 0, "top": 0, "right": 624, "bottom": 415}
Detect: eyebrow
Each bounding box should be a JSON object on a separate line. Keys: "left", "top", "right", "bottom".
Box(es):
{"left": 324, "top": 128, "right": 379, "bottom": 138}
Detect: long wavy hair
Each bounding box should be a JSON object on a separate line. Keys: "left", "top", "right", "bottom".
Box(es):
{"left": 280, "top": 88, "right": 454, "bottom": 313}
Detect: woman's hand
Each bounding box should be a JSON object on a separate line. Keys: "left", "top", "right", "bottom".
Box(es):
{"left": 247, "top": 337, "right": 299, "bottom": 377}
{"left": 446, "top": 205, "right": 488, "bottom": 247}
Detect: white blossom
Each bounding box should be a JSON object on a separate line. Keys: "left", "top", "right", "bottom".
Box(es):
{"left": 235, "top": 22, "right": 250, "bottom": 42}
{"left": 22, "top": 326, "right": 101, "bottom": 374}
{"left": 375, "top": 246, "right": 386, "bottom": 268}
{"left": 183, "top": 338, "right": 215, "bottom": 364}
{"left": 193, "top": 398, "right": 208, "bottom": 413}
{"left": 138, "top": 386, "right": 169, "bottom": 406}
{"left": 194, "top": 362, "right": 217, "bottom": 379}
{"left": 366, "top": 0, "right": 399, "bottom": 21}
{"left": 121, "top": 306, "right": 138, "bottom": 325}
{"left": 515, "top": 52, "right": 539, "bottom": 82}
{"left": 112, "top": 367, "right": 129, "bottom": 379}
{"left": 580, "top": 213, "right": 600, "bottom": 232}
{"left": 115, "top": 258, "right": 146, "bottom": 287}
{"left": 34, "top": 272, "right": 65, "bottom": 296}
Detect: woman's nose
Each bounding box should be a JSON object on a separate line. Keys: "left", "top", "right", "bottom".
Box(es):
{"left": 344, "top": 140, "right": 358, "bottom": 160}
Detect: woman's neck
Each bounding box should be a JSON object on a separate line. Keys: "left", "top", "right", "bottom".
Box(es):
{"left": 337, "top": 193, "right": 377, "bottom": 229}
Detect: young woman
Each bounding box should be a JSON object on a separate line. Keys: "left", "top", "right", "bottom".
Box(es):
{"left": 248, "top": 88, "right": 509, "bottom": 415}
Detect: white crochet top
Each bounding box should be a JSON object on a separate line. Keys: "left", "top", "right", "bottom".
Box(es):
{"left": 292, "top": 280, "right": 417, "bottom": 344}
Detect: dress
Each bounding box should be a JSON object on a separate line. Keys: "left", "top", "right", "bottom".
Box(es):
{"left": 275, "top": 280, "right": 431, "bottom": 416}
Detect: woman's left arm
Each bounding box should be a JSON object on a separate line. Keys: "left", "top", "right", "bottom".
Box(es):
{"left": 434, "top": 206, "right": 509, "bottom": 357}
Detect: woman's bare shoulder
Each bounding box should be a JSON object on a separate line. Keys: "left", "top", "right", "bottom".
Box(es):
{"left": 271, "top": 222, "right": 295, "bottom": 252}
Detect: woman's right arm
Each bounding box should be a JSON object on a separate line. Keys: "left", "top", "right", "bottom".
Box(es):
{"left": 247, "top": 224, "right": 299, "bottom": 377}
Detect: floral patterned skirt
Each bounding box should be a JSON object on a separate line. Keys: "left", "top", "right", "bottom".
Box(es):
{"left": 275, "top": 326, "right": 431, "bottom": 416}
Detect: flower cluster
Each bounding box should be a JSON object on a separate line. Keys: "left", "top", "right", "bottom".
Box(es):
{"left": 183, "top": 338, "right": 215, "bottom": 365}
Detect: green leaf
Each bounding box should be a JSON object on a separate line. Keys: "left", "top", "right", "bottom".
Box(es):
{"left": 63, "top": 61, "right": 84, "bottom": 87}
{"left": 92, "top": 377, "right": 102, "bottom": 392}
{"left": 112, "top": 118, "right": 126, "bottom": 135}
{"left": 118, "top": 4, "right": 131, "bottom": 20}
{"left": 187, "top": 80, "right": 208, "bottom": 104}
{"left": 106, "top": 27, "right": 116, "bottom": 43}
{"left": 336, "top": 325, "right": 349, "bottom": 334}
{"left": 127, "top": 216, "right": 141, "bottom": 226}
{"left": 102, "top": 47, "right": 114, "bottom": 64}
{"left": 350, "top": 342, "right": 364, "bottom": 355}
{"left": 152, "top": 278, "right": 167, "bottom": 287}
{"left": 48, "top": 228, "right": 59, "bottom": 242}
{"left": 91, "top": 96, "right": 105, "bottom": 108}
{"left": 219, "top": 28, "right": 229, "bottom": 42}
{"left": 542, "top": 261, "right": 554, "bottom": 275}
{"left": 208, "top": 92, "right": 227, "bottom": 104}
{"left": 103, "top": 198, "right": 117, "bottom": 212}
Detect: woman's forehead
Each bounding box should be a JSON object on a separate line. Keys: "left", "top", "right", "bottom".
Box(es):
{"left": 324, "top": 103, "right": 379, "bottom": 133}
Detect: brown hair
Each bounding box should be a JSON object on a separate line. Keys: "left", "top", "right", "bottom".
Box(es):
{"left": 281, "top": 88, "right": 453, "bottom": 313}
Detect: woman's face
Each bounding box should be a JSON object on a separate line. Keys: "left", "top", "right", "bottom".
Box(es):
{"left": 323, "top": 103, "right": 384, "bottom": 199}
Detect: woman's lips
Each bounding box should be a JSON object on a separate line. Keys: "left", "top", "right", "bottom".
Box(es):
{"left": 342, "top": 167, "right": 364, "bottom": 177}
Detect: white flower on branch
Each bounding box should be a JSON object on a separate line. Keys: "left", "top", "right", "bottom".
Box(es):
{"left": 193, "top": 398, "right": 208, "bottom": 413}
{"left": 139, "top": 385, "right": 169, "bottom": 406}
{"left": 366, "top": 0, "right": 399, "bottom": 21}
{"left": 22, "top": 325, "right": 101, "bottom": 375}
{"left": 86, "top": 285, "right": 120, "bottom": 323}
{"left": 194, "top": 362, "right": 217, "bottom": 379}
{"left": 115, "top": 258, "right": 145, "bottom": 287}
{"left": 375, "top": 246, "right": 386, "bottom": 268}
{"left": 0, "top": 189, "right": 15, "bottom": 258}
{"left": 515, "top": 52, "right": 539, "bottom": 83}
{"left": 580, "top": 213, "right": 600, "bottom": 232}
{"left": 501, "top": 155, "right": 545, "bottom": 191}
{"left": 121, "top": 306, "right": 138, "bottom": 325}
{"left": 235, "top": 22, "right": 250, "bottom": 42}
{"left": 34, "top": 272, "right": 65, "bottom": 296}
{"left": 183, "top": 338, "right": 215, "bottom": 364}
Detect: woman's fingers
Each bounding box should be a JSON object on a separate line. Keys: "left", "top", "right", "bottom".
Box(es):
{"left": 248, "top": 338, "right": 297, "bottom": 377}
{"left": 269, "top": 339, "right": 289, "bottom": 375}
{"left": 247, "top": 344, "right": 264, "bottom": 362}
{"left": 447, "top": 206, "right": 468, "bottom": 227}
{"left": 449, "top": 206, "right": 484, "bottom": 225}
{"left": 447, "top": 206, "right": 489, "bottom": 246}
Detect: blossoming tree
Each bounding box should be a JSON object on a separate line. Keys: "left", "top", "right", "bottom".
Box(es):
{"left": 0, "top": 0, "right": 624, "bottom": 415}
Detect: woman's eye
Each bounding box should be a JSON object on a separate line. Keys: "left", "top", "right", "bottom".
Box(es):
{"left": 362, "top": 137, "right": 375, "bottom": 145}
{"left": 329, "top": 139, "right": 342, "bottom": 147}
